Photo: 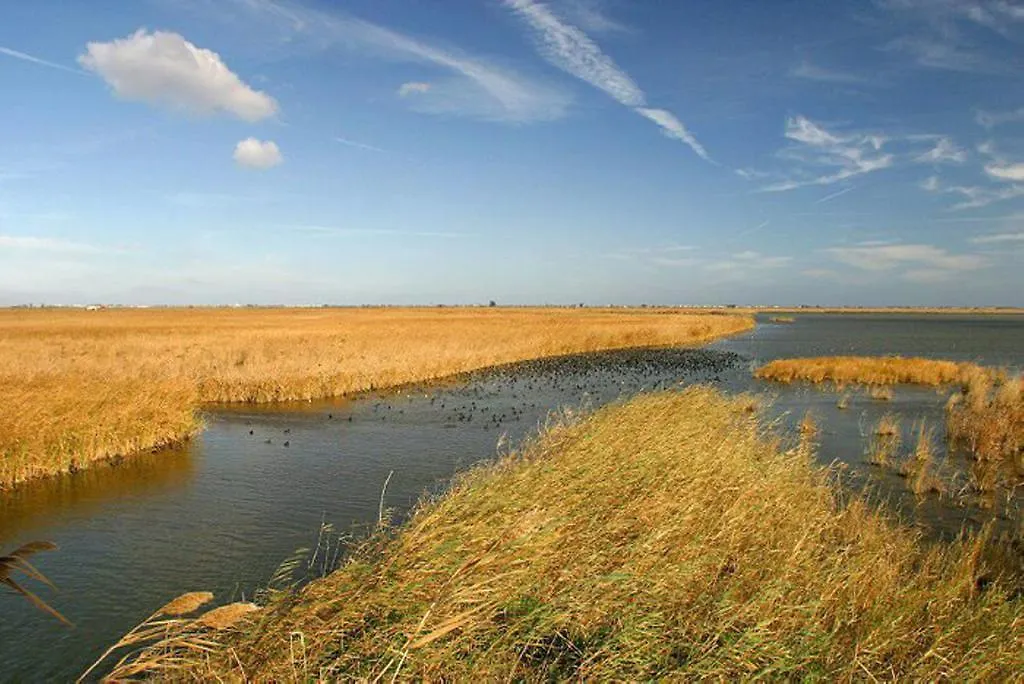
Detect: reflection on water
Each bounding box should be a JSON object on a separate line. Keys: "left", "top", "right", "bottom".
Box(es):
{"left": 0, "top": 443, "right": 195, "bottom": 545}
{"left": 0, "top": 314, "right": 1021, "bottom": 680}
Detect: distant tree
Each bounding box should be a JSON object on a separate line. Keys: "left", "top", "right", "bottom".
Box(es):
{"left": 489, "top": 300, "right": 497, "bottom": 307}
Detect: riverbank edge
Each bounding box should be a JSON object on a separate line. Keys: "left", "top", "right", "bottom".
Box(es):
{"left": 2, "top": 314, "right": 755, "bottom": 491}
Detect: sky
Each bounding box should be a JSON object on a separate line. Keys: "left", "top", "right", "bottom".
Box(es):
{"left": 1, "top": 0, "right": 1023, "bottom": 306}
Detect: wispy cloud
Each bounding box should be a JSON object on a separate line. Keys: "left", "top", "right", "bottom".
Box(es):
{"left": 503, "top": 0, "right": 711, "bottom": 161}
{"left": 883, "top": 36, "right": 1004, "bottom": 73}
{"left": 704, "top": 250, "right": 792, "bottom": 274}
{"left": 976, "top": 107, "right": 1024, "bottom": 128}
{"left": 826, "top": 242, "right": 987, "bottom": 277}
{"left": 815, "top": 186, "right": 857, "bottom": 204}
{"left": 880, "top": 0, "right": 1023, "bottom": 72}
{"left": 985, "top": 162, "right": 1024, "bottom": 182}
{"left": 760, "top": 116, "right": 893, "bottom": 192}
{"left": 334, "top": 137, "right": 387, "bottom": 153}
{"left": 970, "top": 231, "right": 1024, "bottom": 244}
{"left": 0, "top": 235, "right": 110, "bottom": 254}
{"left": 915, "top": 137, "right": 967, "bottom": 164}
{"left": 790, "top": 60, "right": 869, "bottom": 85}
{"left": 397, "top": 81, "right": 431, "bottom": 97}
{"left": 0, "top": 46, "right": 86, "bottom": 75}
{"left": 557, "top": 0, "right": 631, "bottom": 33}
{"left": 215, "top": 0, "right": 571, "bottom": 123}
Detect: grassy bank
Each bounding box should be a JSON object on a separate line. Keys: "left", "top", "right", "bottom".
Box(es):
{"left": 755, "top": 355, "right": 993, "bottom": 386}
{"left": 108, "top": 387, "right": 1023, "bottom": 681}
{"left": 0, "top": 307, "right": 753, "bottom": 488}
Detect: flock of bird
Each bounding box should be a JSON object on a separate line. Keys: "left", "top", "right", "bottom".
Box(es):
{"left": 242, "top": 348, "right": 745, "bottom": 449}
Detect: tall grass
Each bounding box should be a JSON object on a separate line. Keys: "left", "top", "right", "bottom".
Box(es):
{"left": 947, "top": 372, "right": 1023, "bottom": 496}
{"left": 107, "top": 387, "right": 1024, "bottom": 681}
{"left": 0, "top": 308, "right": 753, "bottom": 488}
{"left": 755, "top": 355, "right": 995, "bottom": 386}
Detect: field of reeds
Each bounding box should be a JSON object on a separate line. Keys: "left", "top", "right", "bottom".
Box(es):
{"left": 0, "top": 307, "right": 753, "bottom": 488}
{"left": 754, "top": 355, "right": 993, "bottom": 386}
{"left": 102, "top": 387, "right": 1024, "bottom": 681}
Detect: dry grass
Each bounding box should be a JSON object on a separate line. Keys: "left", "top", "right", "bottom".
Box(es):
{"left": 868, "top": 414, "right": 901, "bottom": 467}
{"left": 947, "top": 373, "right": 1023, "bottom": 494}
{"left": 901, "top": 423, "right": 945, "bottom": 497}
{"left": 755, "top": 355, "right": 995, "bottom": 387}
{"left": 0, "top": 307, "right": 753, "bottom": 488}
{"left": 108, "top": 387, "right": 1024, "bottom": 681}
{"left": 868, "top": 385, "right": 894, "bottom": 401}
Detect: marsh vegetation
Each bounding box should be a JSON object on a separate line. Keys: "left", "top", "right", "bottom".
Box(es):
{"left": 0, "top": 307, "right": 753, "bottom": 488}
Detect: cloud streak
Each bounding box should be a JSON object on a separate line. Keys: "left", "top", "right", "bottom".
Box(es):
{"left": 504, "top": 0, "right": 711, "bottom": 161}
{"left": 760, "top": 116, "right": 893, "bottom": 191}
{"left": 219, "top": 0, "right": 570, "bottom": 123}
{"left": 0, "top": 46, "right": 86, "bottom": 74}
{"left": 970, "top": 231, "right": 1024, "bottom": 244}
{"left": 826, "top": 242, "right": 987, "bottom": 274}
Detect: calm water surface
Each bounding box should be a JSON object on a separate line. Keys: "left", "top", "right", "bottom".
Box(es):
{"left": 1, "top": 314, "right": 1021, "bottom": 681}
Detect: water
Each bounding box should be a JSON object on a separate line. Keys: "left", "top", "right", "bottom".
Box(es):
{"left": 1, "top": 314, "right": 1021, "bottom": 681}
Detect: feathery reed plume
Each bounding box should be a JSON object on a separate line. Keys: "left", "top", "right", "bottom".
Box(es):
{"left": 196, "top": 602, "right": 260, "bottom": 630}
{"left": 77, "top": 591, "right": 213, "bottom": 682}
{"left": 0, "top": 541, "right": 69, "bottom": 626}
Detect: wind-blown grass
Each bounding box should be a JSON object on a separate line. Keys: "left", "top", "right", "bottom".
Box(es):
{"left": 108, "top": 387, "right": 1024, "bottom": 681}
{"left": 0, "top": 307, "right": 753, "bottom": 488}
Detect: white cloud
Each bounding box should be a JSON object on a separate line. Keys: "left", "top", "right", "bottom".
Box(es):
{"left": 505, "top": 0, "right": 642, "bottom": 106}
{"left": 233, "top": 138, "right": 283, "bottom": 169}
{"left": 826, "top": 243, "right": 986, "bottom": 272}
{"left": 216, "top": 0, "right": 570, "bottom": 123}
{"left": 985, "top": 162, "right": 1024, "bottom": 181}
{"left": 397, "top": 81, "right": 431, "bottom": 96}
{"left": 946, "top": 183, "right": 1024, "bottom": 209}
{"left": 790, "top": 61, "right": 868, "bottom": 85}
{"left": 635, "top": 108, "right": 711, "bottom": 161}
{"left": 920, "top": 175, "right": 941, "bottom": 191}
{"left": 504, "top": 0, "right": 711, "bottom": 161}
{"left": 915, "top": 137, "right": 967, "bottom": 164}
{"left": 79, "top": 29, "right": 278, "bottom": 121}
{"left": 970, "top": 231, "right": 1024, "bottom": 244}
{"left": 0, "top": 46, "right": 85, "bottom": 75}
{"left": 761, "top": 116, "right": 894, "bottom": 191}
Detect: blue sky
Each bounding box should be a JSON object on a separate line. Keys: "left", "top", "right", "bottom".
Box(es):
{"left": 1, "top": 0, "right": 1023, "bottom": 306}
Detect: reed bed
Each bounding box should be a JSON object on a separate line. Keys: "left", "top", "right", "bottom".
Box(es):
{"left": 108, "top": 387, "right": 1023, "bottom": 681}
{"left": 755, "top": 355, "right": 993, "bottom": 387}
{"left": 948, "top": 373, "right": 1023, "bottom": 489}
{"left": 0, "top": 307, "right": 753, "bottom": 488}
